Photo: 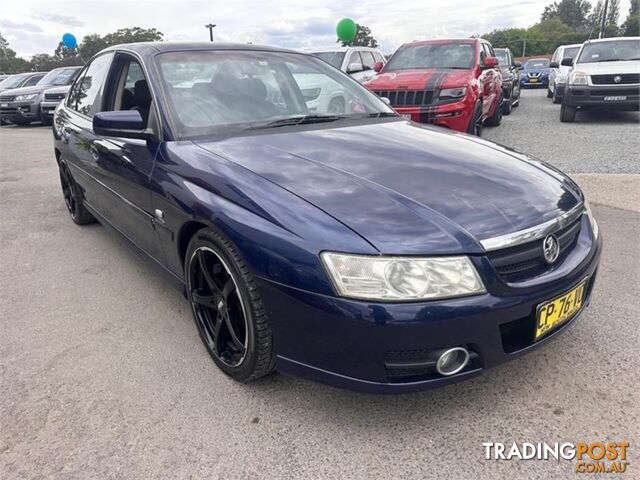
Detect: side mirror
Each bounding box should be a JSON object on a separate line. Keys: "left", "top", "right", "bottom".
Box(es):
{"left": 561, "top": 57, "right": 573, "bottom": 67}
{"left": 380, "top": 96, "right": 391, "bottom": 106}
{"left": 549, "top": 61, "right": 560, "bottom": 68}
{"left": 513, "top": 61, "right": 522, "bottom": 69}
{"left": 347, "top": 62, "right": 363, "bottom": 74}
{"left": 483, "top": 56, "right": 499, "bottom": 68}
{"left": 93, "top": 110, "right": 154, "bottom": 140}
{"left": 374, "top": 61, "right": 384, "bottom": 73}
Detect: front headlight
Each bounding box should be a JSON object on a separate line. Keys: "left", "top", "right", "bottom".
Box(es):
{"left": 569, "top": 70, "right": 588, "bottom": 85}
{"left": 583, "top": 199, "right": 599, "bottom": 239}
{"left": 439, "top": 87, "right": 467, "bottom": 100}
{"left": 14, "top": 93, "right": 39, "bottom": 101}
{"left": 321, "top": 252, "right": 486, "bottom": 301}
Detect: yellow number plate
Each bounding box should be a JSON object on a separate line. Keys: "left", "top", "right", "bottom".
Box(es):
{"left": 535, "top": 281, "right": 587, "bottom": 340}
{"left": 529, "top": 78, "right": 539, "bottom": 82}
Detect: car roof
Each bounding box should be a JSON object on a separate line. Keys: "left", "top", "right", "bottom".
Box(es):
{"left": 559, "top": 43, "right": 583, "bottom": 49}
{"left": 306, "top": 46, "right": 380, "bottom": 53}
{"left": 103, "top": 41, "right": 302, "bottom": 56}
{"left": 404, "top": 38, "right": 480, "bottom": 47}
{"left": 494, "top": 48, "right": 510, "bottom": 52}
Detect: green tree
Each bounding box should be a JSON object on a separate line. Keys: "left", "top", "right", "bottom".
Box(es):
{"left": 29, "top": 53, "right": 60, "bottom": 71}
{"left": 621, "top": 0, "right": 640, "bottom": 35}
{"left": 102, "top": 27, "right": 164, "bottom": 45}
{"left": 541, "top": 0, "right": 592, "bottom": 29}
{"left": 77, "top": 33, "right": 108, "bottom": 60}
{"left": 338, "top": 23, "right": 378, "bottom": 48}
{"left": 589, "top": 0, "right": 622, "bottom": 37}
{"left": 0, "top": 31, "right": 30, "bottom": 73}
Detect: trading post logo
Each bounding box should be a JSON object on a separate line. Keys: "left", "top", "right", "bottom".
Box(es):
{"left": 483, "top": 442, "right": 630, "bottom": 474}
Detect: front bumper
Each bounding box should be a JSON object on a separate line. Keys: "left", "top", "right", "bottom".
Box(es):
{"left": 520, "top": 76, "right": 548, "bottom": 87}
{"left": 564, "top": 85, "right": 640, "bottom": 110}
{"left": 40, "top": 100, "right": 60, "bottom": 119}
{"left": 394, "top": 97, "right": 474, "bottom": 132}
{"left": 0, "top": 101, "right": 40, "bottom": 123}
{"left": 260, "top": 219, "right": 602, "bottom": 393}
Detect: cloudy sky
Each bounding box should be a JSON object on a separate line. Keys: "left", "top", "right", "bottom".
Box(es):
{"left": 0, "top": 0, "right": 633, "bottom": 58}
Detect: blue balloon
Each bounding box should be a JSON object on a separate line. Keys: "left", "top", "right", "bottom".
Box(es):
{"left": 62, "top": 33, "right": 77, "bottom": 49}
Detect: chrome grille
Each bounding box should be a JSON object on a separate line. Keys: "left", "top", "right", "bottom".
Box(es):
{"left": 487, "top": 218, "right": 582, "bottom": 279}
{"left": 0, "top": 95, "right": 15, "bottom": 102}
{"left": 44, "top": 92, "right": 66, "bottom": 101}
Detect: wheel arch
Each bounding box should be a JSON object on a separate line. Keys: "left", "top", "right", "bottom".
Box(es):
{"left": 177, "top": 220, "right": 210, "bottom": 269}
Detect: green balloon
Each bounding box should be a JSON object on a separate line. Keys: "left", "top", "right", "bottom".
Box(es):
{"left": 336, "top": 18, "right": 357, "bottom": 43}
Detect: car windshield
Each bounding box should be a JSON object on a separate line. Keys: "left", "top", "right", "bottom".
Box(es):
{"left": 563, "top": 46, "right": 580, "bottom": 60}
{"left": 157, "top": 50, "right": 395, "bottom": 139}
{"left": 576, "top": 39, "right": 640, "bottom": 63}
{"left": 495, "top": 50, "right": 509, "bottom": 65}
{"left": 524, "top": 59, "right": 549, "bottom": 69}
{"left": 384, "top": 42, "right": 476, "bottom": 70}
{"left": 39, "top": 68, "right": 80, "bottom": 86}
{"left": 0, "top": 74, "right": 29, "bottom": 89}
{"left": 311, "top": 52, "right": 346, "bottom": 69}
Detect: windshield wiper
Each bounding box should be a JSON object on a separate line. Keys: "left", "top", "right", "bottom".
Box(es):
{"left": 252, "top": 115, "right": 346, "bottom": 129}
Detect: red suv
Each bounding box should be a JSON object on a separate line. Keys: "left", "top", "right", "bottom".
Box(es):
{"left": 364, "top": 39, "right": 503, "bottom": 135}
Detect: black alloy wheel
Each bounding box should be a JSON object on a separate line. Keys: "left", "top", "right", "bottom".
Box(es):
{"left": 185, "top": 228, "right": 275, "bottom": 382}
{"left": 484, "top": 94, "right": 503, "bottom": 127}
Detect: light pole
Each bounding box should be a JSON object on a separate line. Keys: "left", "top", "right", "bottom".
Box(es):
{"left": 205, "top": 23, "right": 217, "bottom": 42}
{"left": 599, "top": 0, "right": 609, "bottom": 38}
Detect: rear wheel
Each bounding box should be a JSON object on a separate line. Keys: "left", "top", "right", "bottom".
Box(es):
{"left": 552, "top": 87, "right": 562, "bottom": 104}
{"left": 328, "top": 97, "right": 345, "bottom": 115}
{"left": 41, "top": 116, "right": 52, "bottom": 126}
{"left": 185, "top": 228, "right": 275, "bottom": 382}
{"left": 560, "top": 99, "right": 577, "bottom": 122}
{"left": 466, "top": 101, "right": 483, "bottom": 136}
{"left": 58, "top": 162, "right": 96, "bottom": 225}
{"left": 547, "top": 87, "right": 553, "bottom": 98}
{"left": 502, "top": 89, "right": 513, "bottom": 115}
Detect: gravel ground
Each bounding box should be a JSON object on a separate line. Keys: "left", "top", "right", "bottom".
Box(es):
{"left": 483, "top": 89, "right": 640, "bottom": 174}
{"left": 1, "top": 91, "right": 639, "bottom": 479}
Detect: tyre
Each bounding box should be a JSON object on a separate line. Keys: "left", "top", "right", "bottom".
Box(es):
{"left": 484, "top": 95, "right": 503, "bottom": 127}
{"left": 502, "top": 90, "right": 513, "bottom": 116}
{"left": 552, "top": 88, "right": 562, "bottom": 104}
{"left": 547, "top": 87, "right": 553, "bottom": 98}
{"left": 328, "top": 97, "right": 345, "bottom": 115}
{"left": 185, "top": 227, "right": 275, "bottom": 382}
{"left": 41, "top": 116, "right": 52, "bottom": 126}
{"left": 466, "top": 101, "right": 483, "bottom": 136}
{"left": 560, "top": 100, "right": 577, "bottom": 123}
{"left": 513, "top": 86, "right": 521, "bottom": 107}
{"left": 58, "top": 161, "right": 96, "bottom": 225}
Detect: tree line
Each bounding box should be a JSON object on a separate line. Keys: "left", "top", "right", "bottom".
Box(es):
{"left": 0, "top": 27, "right": 163, "bottom": 74}
{"left": 480, "top": 0, "right": 639, "bottom": 57}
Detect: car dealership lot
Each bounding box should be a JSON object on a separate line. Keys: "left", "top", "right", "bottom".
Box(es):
{"left": 1, "top": 90, "right": 638, "bottom": 479}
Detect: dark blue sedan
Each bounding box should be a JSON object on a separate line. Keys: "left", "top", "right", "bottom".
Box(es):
{"left": 52, "top": 43, "right": 601, "bottom": 393}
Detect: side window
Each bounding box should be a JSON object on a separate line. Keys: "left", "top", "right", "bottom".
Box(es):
{"left": 479, "top": 44, "right": 486, "bottom": 65}
{"left": 373, "top": 52, "right": 384, "bottom": 64}
{"left": 483, "top": 43, "right": 493, "bottom": 58}
{"left": 24, "top": 75, "right": 43, "bottom": 86}
{"left": 71, "top": 52, "right": 115, "bottom": 117}
{"left": 107, "top": 55, "right": 153, "bottom": 126}
{"left": 67, "top": 68, "right": 88, "bottom": 108}
{"left": 346, "top": 51, "right": 363, "bottom": 70}
{"left": 361, "top": 51, "right": 376, "bottom": 70}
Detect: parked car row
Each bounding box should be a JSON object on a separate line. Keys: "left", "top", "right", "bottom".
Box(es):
{"left": 548, "top": 36, "right": 640, "bottom": 122}
{"left": 0, "top": 67, "right": 81, "bottom": 126}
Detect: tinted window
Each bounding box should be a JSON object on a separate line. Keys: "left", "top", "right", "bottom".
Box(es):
{"left": 24, "top": 74, "right": 44, "bottom": 86}
{"left": 386, "top": 42, "right": 476, "bottom": 70}
{"left": 361, "top": 51, "right": 376, "bottom": 69}
{"left": 483, "top": 43, "right": 494, "bottom": 57}
{"left": 311, "top": 52, "right": 345, "bottom": 69}
{"left": 495, "top": 50, "right": 509, "bottom": 65}
{"left": 70, "top": 53, "right": 114, "bottom": 116}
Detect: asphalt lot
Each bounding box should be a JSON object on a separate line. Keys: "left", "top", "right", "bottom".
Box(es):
{"left": 1, "top": 89, "right": 639, "bottom": 479}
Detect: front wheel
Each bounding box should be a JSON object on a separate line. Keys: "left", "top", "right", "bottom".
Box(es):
{"left": 547, "top": 87, "right": 553, "bottom": 98}
{"left": 484, "top": 95, "right": 503, "bottom": 126}
{"left": 502, "top": 90, "right": 513, "bottom": 115}
{"left": 466, "top": 101, "right": 483, "bottom": 136}
{"left": 560, "top": 100, "right": 577, "bottom": 122}
{"left": 328, "top": 97, "right": 345, "bottom": 115}
{"left": 185, "top": 228, "right": 275, "bottom": 382}
{"left": 552, "top": 87, "right": 562, "bottom": 104}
